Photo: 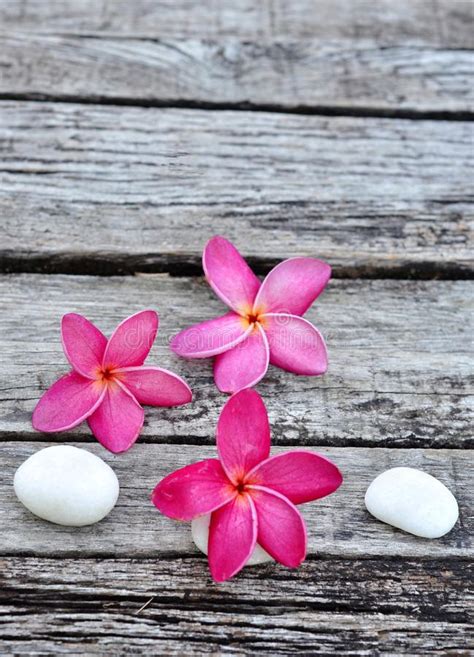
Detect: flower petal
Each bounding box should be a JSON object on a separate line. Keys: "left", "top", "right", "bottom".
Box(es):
{"left": 248, "top": 451, "right": 343, "bottom": 504}
{"left": 253, "top": 257, "right": 331, "bottom": 316}
{"left": 103, "top": 310, "right": 158, "bottom": 370}
{"left": 250, "top": 486, "right": 307, "bottom": 568}
{"left": 32, "top": 371, "right": 106, "bottom": 432}
{"left": 216, "top": 388, "right": 270, "bottom": 484}
{"left": 116, "top": 366, "right": 192, "bottom": 407}
{"left": 87, "top": 382, "right": 144, "bottom": 453}
{"left": 263, "top": 313, "right": 328, "bottom": 375}
{"left": 152, "top": 459, "right": 235, "bottom": 521}
{"left": 61, "top": 313, "right": 107, "bottom": 378}
{"left": 192, "top": 513, "right": 273, "bottom": 565}
{"left": 213, "top": 323, "right": 269, "bottom": 393}
{"left": 203, "top": 236, "right": 261, "bottom": 315}
{"left": 208, "top": 494, "right": 258, "bottom": 582}
{"left": 171, "top": 312, "right": 252, "bottom": 359}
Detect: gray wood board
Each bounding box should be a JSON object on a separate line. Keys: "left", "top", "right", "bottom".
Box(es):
{"left": 1, "top": 102, "right": 472, "bottom": 277}
{"left": 1, "top": 0, "right": 472, "bottom": 46}
{"left": 2, "top": 555, "right": 470, "bottom": 622}
{"left": 1, "top": 613, "right": 470, "bottom": 656}
{"left": 1, "top": 274, "right": 472, "bottom": 448}
{"left": 0, "top": 557, "right": 471, "bottom": 655}
{"left": 0, "top": 442, "right": 471, "bottom": 558}
{"left": 1, "top": 33, "right": 472, "bottom": 113}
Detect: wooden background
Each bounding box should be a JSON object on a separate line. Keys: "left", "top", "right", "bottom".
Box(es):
{"left": 0, "top": 1, "right": 472, "bottom": 654}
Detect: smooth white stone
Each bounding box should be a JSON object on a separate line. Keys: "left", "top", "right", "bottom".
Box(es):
{"left": 14, "top": 445, "right": 119, "bottom": 527}
{"left": 192, "top": 513, "right": 273, "bottom": 565}
{"left": 365, "top": 467, "right": 459, "bottom": 538}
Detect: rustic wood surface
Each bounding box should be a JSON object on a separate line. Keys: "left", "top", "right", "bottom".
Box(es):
{"left": 1, "top": 0, "right": 472, "bottom": 46}
{"left": 2, "top": 33, "right": 473, "bottom": 114}
{"left": 1, "top": 442, "right": 471, "bottom": 558}
{"left": 2, "top": 1, "right": 472, "bottom": 114}
{"left": 0, "top": 558, "right": 471, "bottom": 655}
{"left": 1, "top": 274, "right": 472, "bottom": 448}
{"left": 0, "top": 0, "right": 472, "bottom": 654}
{"left": 1, "top": 102, "right": 472, "bottom": 278}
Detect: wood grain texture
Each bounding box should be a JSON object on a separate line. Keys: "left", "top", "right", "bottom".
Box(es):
{"left": 0, "top": 442, "right": 471, "bottom": 558}
{"left": 1, "top": 614, "right": 470, "bottom": 656}
{"left": 0, "top": 557, "right": 471, "bottom": 656}
{"left": 1, "top": 33, "right": 472, "bottom": 113}
{"left": 2, "top": 556, "right": 471, "bottom": 622}
{"left": 1, "top": 102, "right": 472, "bottom": 277}
{"left": 1, "top": 274, "right": 472, "bottom": 448}
{"left": 1, "top": 0, "right": 472, "bottom": 46}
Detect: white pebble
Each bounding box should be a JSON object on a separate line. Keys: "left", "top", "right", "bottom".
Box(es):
{"left": 192, "top": 513, "right": 273, "bottom": 565}
{"left": 365, "top": 467, "right": 459, "bottom": 538}
{"left": 14, "top": 445, "right": 119, "bottom": 527}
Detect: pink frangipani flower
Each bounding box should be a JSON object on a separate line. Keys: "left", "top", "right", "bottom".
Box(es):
{"left": 171, "top": 236, "right": 331, "bottom": 393}
{"left": 152, "top": 389, "right": 342, "bottom": 582}
{"left": 32, "top": 311, "right": 192, "bottom": 453}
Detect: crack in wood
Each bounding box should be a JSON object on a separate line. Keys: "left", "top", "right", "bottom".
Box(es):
{"left": 1, "top": 252, "right": 473, "bottom": 280}
{"left": 1, "top": 92, "right": 473, "bottom": 121}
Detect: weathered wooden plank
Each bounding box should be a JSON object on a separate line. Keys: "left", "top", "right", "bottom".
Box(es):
{"left": 1, "top": 33, "right": 472, "bottom": 113}
{"left": 1, "top": 0, "right": 472, "bottom": 46}
{"left": 0, "top": 443, "right": 471, "bottom": 558}
{"left": 0, "top": 557, "right": 471, "bottom": 655}
{"left": 1, "top": 102, "right": 472, "bottom": 276}
{"left": 1, "top": 275, "right": 472, "bottom": 448}
{"left": 1, "top": 614, "right": 470, "bottom": 656}
{"left": 2, "top": 556, "right": 471, "bottom": 623}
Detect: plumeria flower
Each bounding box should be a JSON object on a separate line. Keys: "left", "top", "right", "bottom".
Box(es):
{"left": 32, "top": 311, "right": 192, "bottom": 453}
{"left": 152, "top": 389, "right": 342, "bottom": 582}
{"left": 171, "top": 236, "right": 331, "bottom": 393}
